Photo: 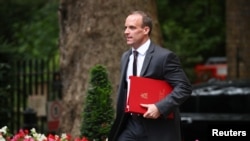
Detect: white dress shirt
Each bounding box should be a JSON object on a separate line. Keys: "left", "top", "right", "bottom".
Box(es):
{"left": 126, "top": 39, "right": 151, "bottom": 109}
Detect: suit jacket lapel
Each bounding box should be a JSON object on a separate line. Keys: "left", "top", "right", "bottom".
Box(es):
{"left": 121, "top": 50, "right": 131, "bottom": 78}
{"left": 140, "top": 43, "right": 154, "bottom": 76}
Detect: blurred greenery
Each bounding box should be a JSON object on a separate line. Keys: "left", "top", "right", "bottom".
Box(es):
{"left": 157, "top": 0, "right": 225, "bottom": 80}
{"left": 0, "top": 0, "right": 59, "bottom": 61}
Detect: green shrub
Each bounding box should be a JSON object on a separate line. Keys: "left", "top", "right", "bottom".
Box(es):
{"left": 80, "top": 64, "right": 114, "bottom": 141}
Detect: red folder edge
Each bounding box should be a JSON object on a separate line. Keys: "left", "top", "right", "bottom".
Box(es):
{"left": 126, "top": 76, "right": 174, "bottom": 119}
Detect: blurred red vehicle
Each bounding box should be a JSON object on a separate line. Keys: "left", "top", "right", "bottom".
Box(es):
{"left": 194, "top": 57, "right": 227, "bottom": 84}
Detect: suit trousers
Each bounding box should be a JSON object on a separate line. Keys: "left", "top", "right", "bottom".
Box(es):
{"left": 117, "top": 114, "right": 148, "bottom": 141}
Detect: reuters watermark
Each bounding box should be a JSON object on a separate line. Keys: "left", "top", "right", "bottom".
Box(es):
{"left": 182, "top": 122, "right": 250, "bottom": 141}
{"left": 212, "top": 129, "right": 247, "bottom": 137}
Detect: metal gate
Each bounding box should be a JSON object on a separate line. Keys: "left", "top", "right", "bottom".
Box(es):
{"left": 0, "top": 59, "right": 61, "bottom": 134}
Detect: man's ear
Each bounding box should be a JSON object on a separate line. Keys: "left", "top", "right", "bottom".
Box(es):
{"left": 143, "top": 26, "right": 150, "bottom": 34}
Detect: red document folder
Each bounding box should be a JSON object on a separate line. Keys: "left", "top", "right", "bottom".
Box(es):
{"left": 126, "top": 76, "right": 174, "bottom": 118}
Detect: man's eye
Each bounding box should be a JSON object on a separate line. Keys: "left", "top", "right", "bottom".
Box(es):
{"left": 130, "top": 27, "right": 136, "bottom": 30}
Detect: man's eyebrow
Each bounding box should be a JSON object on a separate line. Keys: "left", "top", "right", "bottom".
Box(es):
{"left": 127, "top": 25, "right": 136, "bottom": 28}
{"left": 125, "top": 25, "right": 134, "bottom": 28}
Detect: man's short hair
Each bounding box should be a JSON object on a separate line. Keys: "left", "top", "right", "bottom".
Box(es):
{"left": 129, "top": 11, "right": 153, "bottom": 35}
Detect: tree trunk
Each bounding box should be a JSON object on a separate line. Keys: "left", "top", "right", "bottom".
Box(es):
{"left": 226, "top": 0, "right": 250, "bottom": 79}
{"left": 58, "top": 0, "right": 162, "bottom": 137}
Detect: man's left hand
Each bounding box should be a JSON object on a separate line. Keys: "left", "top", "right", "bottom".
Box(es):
{"left": 140, "top": 104, "right": 161, "bottom": 119}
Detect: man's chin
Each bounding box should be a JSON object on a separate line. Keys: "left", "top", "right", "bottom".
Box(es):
{"left": 126, "top": 42, "right": 133, "bottom": 46}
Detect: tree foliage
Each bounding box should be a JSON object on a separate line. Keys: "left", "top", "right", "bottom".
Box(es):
{"left": 81, "top": 65, "right": 114, "bottom": 141}
{"left": 0, "top": 0, "right": 59, "bottom": 61}
{"left": 13, "top": 0, "right": 59, "bottom": 60}
{"left": 157, "top": 0, "right": 225, "bottom": 81}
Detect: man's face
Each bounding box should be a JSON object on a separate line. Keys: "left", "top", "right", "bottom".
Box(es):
{"left": 124, "top": 14, "right": 149, "bottom": 49}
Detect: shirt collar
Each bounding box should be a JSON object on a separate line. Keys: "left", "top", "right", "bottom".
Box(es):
{"left": 132, "top": 39, "right": 150, "bottom": 55}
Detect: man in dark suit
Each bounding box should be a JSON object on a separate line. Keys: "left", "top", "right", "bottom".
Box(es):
{"left": 108, "top": 10, "right": 192, "bottom": 141}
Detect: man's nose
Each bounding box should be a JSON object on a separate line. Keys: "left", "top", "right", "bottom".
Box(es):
{"left": 124, "top": 28, "right": 129, "bottom": 34}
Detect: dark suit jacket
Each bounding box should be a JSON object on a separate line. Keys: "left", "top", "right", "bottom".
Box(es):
{"left": 108, "top": 42, "right": 192, "bottom": 141}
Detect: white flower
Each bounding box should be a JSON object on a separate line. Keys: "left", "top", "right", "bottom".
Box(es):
{"left": 61, "top": 133, "right": 67, "bottom": 139}
{"left": 0, "top": 126, "right": 7, "bottom": 135}
{"left": 36, "top": 134, "right": 47, "bottom": 141}
{"left": 33, "top": 133, "right": 47, "bottom": 141}
{"left": 30, "top": 128, "right": 36, "bottom": 134}
{"left": 24, "top": 135, "right": 32, "bottom": 139}
{"left": 0, "top": 136, "right": 6, "bottom": 141}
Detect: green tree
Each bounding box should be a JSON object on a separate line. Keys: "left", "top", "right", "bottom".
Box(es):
{"left": 0, "top": 0, "right": 59, "bottom": 61}
{"left": 157, "top": 0, "right": 225, "bottom": 81}
{"left": 13, "top": 0, "right": 59, "bottom": 60}
{"left": 81, "top": 65, "right": 114, "bottom": 141}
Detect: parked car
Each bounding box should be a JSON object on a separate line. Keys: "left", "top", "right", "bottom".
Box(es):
{"left": 194, "top": 57, "right": 227, "bottom": 84}
{"left": 180, "top": 79, "right": 250, "bottom": 141}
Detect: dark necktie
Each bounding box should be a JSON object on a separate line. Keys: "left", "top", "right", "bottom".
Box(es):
{"left": 133, "top": 51, "right": 138, "bottom": 76}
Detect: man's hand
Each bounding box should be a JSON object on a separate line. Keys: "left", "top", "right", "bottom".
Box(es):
{"left": 140, "top": 104, "right": 161, "bottom": 119}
